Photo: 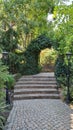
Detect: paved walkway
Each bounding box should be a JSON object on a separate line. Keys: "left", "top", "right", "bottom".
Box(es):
{"left": 5, "top": 99, "right": 73, "bottom": 130}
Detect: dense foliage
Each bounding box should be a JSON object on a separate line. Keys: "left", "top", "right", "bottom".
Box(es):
{"left": 0, "top": 48, "right": 15, "bottom": 129}
{"left": 54, "top": 4, "right": 73, "bottom": 73}
{"left": 23, "top": 34, "right": 52, "bottom": 74}
{"left": 53, "top": 2, "right": 73, "bottom": 100}
{"left": 0, "top": 0, "right": 55, "bottom": 74}
{"left": 0, "top": 0, "right": 55, "bottom": 47}
{"left": 0, "top": 0, "right": 73, "bottom": 101}
{"left": 0, "top": 59, "right": 11, "bottom": 129}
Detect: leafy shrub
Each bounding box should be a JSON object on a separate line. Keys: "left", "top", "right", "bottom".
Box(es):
{"left": 55, "top": 54, "right": 67, "bottom": 87}
{"left": 2, "top": 51, "right": 25, "bottom": 74}
{"left": 7, "top": 75, "right": 15, "bottom": 90}
{"left": 0, "top": 60, "right": 9, "bottom": 129}
{"left": 0, "top": 102, "right": 6, "bottom": 130}
{"left": 0, "top": 61, "right": 9, "bottom": 100}
{"left": 55, "top": 54, "right": 73, "bottom": 102}
{"left": 0, "top": 57, "right": 15, "bottom": 129}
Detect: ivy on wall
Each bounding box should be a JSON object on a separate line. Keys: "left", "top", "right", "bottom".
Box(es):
{"left": 23, "top": 34, "right": 52, "bottom": 74}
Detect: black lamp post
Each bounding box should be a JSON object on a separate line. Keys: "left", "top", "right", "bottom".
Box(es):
{"left": 66, "top": 52, "right": 72, "bottom": 103}
{"left": 2, "top": 51, "right": 10, "bottom": 104}
{"left": 2, "top": 51, "right": 8, "bottom": 64}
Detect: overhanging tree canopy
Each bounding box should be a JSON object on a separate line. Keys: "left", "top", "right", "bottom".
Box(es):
{"left": 0, "top": 0, "right": 55, "bottom": 48}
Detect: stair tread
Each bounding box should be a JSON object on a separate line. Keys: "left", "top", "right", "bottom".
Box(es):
{"left": 14, "top": 93, "right": 59, "bottom": 97}
{"left": 19, "top": 77, "right": 56, "bottom": 80}
{"left": 15, "top": 84, "right": 57, "bottom": 87}
{"left": 14, "top": 88, "right": 57, "bottom": 92}
{"left": 17, "top": 81, "right": 56, "bottom": 84}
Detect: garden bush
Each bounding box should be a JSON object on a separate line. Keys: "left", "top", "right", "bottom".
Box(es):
{"left": 55, "top": 54, "right": 67, "bottom": 87}
{"left": 55, "top": 54, "right": 73, "bottom": 102}
{"left": 0, "top": 102, "right": 6, "bottom": 130}
{"left": 0, "top": 58, "right": 15, "bottom": 129}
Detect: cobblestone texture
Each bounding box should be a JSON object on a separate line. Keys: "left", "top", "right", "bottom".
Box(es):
{"left": 4, "top": 99, "right": 73, "bottom": 130}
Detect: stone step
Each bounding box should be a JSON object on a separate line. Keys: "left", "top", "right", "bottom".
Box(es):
{"left": 14, "top": 93, "right": 60, "bottom": 100}
{"left": 21, "top": 75, "right": 55, "bottom": 78}
{"left": 14, "top": 88, "right": 58, "bottom": 95}
{"left": 19, "top": 77, "right": 56, "bottom": 81}
{"left": 13, "top": 73, "right": 60, "bottom": 100}
{"left": 14, "top": 84, "right": 57, "bottom": 89}
{"left": 17, "top": 81, "right": 57, "bottom": 84}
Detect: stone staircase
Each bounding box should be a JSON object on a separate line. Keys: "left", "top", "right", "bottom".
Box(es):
{"left": 14, "top": 72, "right": 60, "bottom": 100}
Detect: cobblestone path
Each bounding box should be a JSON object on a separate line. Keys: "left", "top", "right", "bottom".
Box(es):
{"left": 5, "top": 99, "right": 73, "bottom": 130}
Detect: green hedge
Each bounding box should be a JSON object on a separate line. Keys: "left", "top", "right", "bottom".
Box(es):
{"left": 23, "top": 34, "right": 52, "bottom": 74}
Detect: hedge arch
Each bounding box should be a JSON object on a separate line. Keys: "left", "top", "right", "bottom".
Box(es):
{"left": 24, "top": 34, "right": 53, "bottom": 75}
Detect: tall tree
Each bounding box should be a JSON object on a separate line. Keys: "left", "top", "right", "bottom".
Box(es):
{"left": 53, "top": 3, "right": 73, "bottom": 54}
{"left": 0, "top": 0, "right": 55, "bottom": 48}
